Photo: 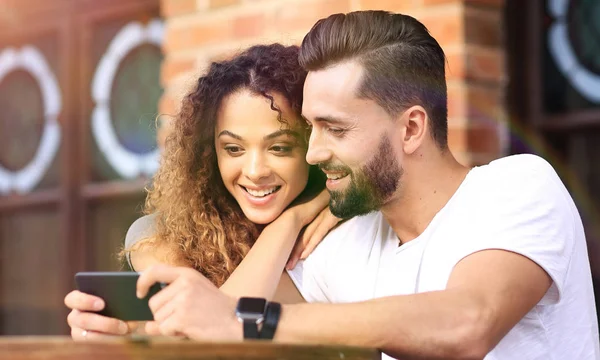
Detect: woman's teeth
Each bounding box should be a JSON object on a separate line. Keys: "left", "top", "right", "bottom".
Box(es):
{"left": 244, "top": 186, "right": 280, "bottom": 197}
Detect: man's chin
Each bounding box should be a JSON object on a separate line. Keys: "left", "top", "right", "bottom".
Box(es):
{"left": 329, "top": 194, "right": 380, "bottom": 219}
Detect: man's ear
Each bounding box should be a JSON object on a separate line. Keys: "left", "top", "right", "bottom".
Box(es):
{"left": 401, "top": 106, "right": 428, "bottom": 155}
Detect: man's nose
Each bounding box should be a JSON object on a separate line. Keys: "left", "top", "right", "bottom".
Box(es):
{"left": 306, "top": 128, "right": 331, "bottom": 165}
{"left": 244, "top": 152, "right": 271, "bottom": 182}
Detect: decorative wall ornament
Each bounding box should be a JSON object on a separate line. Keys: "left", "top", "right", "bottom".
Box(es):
{"left": 0, "top": 46, "right": 62, "bottom": 194}
{"left": 547, "top": 0, "right": 600, "bottom": 103}
{"left": 91, "top": 19, "right": 164, "bottom": 179}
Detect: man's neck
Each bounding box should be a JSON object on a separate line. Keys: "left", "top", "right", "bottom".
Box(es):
{"left": 381, "top": 149, "right": 471, "bottom": 244}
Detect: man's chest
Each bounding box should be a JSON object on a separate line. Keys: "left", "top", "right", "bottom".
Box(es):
{"left": 324, "top": 239, "right": 430, "bottom": 302}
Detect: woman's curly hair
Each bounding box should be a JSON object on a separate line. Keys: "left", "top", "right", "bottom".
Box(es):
{"left": 135, "top": 44, "right": 313, "bottom": 287}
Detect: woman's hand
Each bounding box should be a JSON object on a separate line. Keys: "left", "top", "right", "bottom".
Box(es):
{"left": 65, "top": 290, "right": 130, "bottom": 340}
{"left": 286, "top": 206, "right": 341, "bottom": 270}
{"left": 286, "top": 188, "right": 330, "bottom": 227}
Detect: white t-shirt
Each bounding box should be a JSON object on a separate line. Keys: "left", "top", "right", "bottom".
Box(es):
{"left": 288, "top": 154, "right": 600, "bottom": 360}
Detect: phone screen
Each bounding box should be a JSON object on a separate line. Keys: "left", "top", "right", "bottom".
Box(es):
{"left": 75, "top": 272, "right": 165, "bottom": 321}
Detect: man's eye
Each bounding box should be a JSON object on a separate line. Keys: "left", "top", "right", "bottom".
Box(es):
{"left": 328, "top": 127, "right": 345, "bottom": 136}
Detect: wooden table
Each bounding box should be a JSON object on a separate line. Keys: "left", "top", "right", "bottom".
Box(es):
{"left": 0, "top": 336, "right": 380, "bottom": 360}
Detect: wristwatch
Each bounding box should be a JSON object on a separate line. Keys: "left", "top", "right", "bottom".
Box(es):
{"left": 235, "top": 297, "right": 267, "bottom": 339}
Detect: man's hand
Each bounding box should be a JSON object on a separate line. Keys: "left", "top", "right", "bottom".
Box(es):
{"left": 137, "top": 265, "right": 242, "bottom": 340}
{"left": 65, "top": 290, "right": 130, "bottom": 340}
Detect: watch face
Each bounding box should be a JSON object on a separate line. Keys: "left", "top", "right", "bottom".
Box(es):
{"left": 236, "top": 297, "right": 267, "bottom": 315}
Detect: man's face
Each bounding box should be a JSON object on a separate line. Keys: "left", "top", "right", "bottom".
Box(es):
{"left": 302, "top": 61, "right": 403, "bottom": 218}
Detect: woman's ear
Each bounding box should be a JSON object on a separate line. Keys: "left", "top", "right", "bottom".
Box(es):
{"left": 401, "top": 106, "right": 428, "bottom": 155}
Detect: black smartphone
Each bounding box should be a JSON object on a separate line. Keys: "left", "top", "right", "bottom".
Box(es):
{"left": 75, "top": 272, "right": 166, "bottom": 321}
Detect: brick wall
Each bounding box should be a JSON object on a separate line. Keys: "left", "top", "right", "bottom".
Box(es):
{"left": 159, "top": 0, "right": 507, "bottom": 166}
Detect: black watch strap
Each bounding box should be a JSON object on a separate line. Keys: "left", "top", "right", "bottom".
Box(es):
{"left": 259, "top": 302, "right": 281, "bottom": 340}
{"left": 242, "top": 319, "right": 260, "bottom": 339}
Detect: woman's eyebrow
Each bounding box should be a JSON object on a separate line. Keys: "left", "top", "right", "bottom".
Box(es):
{"left": 263, "top": 129, "right": 301, "bottom": 141}
{"left": 217, "top": 130, "right": 242, "bottom": 140}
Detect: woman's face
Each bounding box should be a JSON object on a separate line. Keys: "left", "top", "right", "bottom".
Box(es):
{"left": 215, "top": 89, "right": 309, "bottom": 224}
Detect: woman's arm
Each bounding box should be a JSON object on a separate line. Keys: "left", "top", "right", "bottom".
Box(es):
{"left": 218, "top": 190, "right": 333, "bottom": 302}
{"left": 132, "top": 190, "right": 337, "bottom": 303}
{"left": 219, "top": 211, "right": 304, "bottom": 302}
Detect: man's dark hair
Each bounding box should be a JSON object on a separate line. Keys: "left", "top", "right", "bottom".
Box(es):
{"left": 299, "top": 11, "right": 448, "bottom": 149}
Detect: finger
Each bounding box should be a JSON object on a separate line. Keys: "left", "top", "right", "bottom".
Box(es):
{"left": 137, "top": 265, "right": 183, "bottom": 298}
{"left": 301, "top": 212, "right": 340, "bottom": 259}
{"left": 300, "top": 222, "right": 328, "bottom": 259}
{"left": 287, "top": 239, "right": 305, "bottom": 269}
{"left": 156, "top": 314, "right": 181, "bottom": 337}
{"left": 145, "top": 321, "right": 161, "bottom": 336}
{"left": 71, "top": 327, "right": 122, "bottom": 341}
{"left": 147, "top": 280, "right": 183, "bottom": 315}
{"left": 151, "top": 293, "right": 179, "bottom": 323}
{"left": 302, "top": 212, "right": 321, "bottom": 243}
{"left": 68, "top": 309, "right": 129, "bottom": 335}
{"left": 287, "top": 228, "right": 310, "bottom": 270}
{"left": 64, "top": 290, "right": 104, "bottom": 312}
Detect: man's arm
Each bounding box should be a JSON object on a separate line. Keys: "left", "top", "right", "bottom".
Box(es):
{"left": 276, "top": 249, "right": 552, "bottom": 360}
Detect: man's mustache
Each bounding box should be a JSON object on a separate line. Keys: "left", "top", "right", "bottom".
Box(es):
{"left": 318, "top": 162, "right": 352, "bottom": 173}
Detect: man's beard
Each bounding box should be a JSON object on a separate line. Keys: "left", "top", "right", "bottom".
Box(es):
{"left": 321, "top": 135, "right": 403, "bottom": 219}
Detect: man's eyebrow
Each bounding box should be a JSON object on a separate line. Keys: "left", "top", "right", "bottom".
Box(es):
{"left": 301, "top": 114, "right": 346, "bottom": 125}
{"left": 217, "top": 130, "right": 242, "bottom": 140}
{"left": 264, "top": 129, "right": 301, "bottom": 141}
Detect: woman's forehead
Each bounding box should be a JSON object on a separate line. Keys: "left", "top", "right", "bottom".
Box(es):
{"left": 216, "top": 90, "right": 302, "bottom": 133}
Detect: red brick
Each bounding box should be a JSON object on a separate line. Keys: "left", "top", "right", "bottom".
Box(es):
{"left": 273, "top": 0, "right": 352, "bottom": 35}
{"left": 159, "top": 94, "right": 178, "bottom": 116}
{"left": 161, "top": 57, "right": 197, "bottom": 85}
{"left": 464, "top": 7, "right": 502, "bottom": 47}
{"left": 467, "top": 124, "right": 501, "bottom": 154}
{"left": 417, "top": 10, "right": 464, "bottom": 46}
{"left": 422, "top": 0, "right": 504, "bottom": 7}
{"left": 465, "top": 84, "right": 502, "bottom": 124}
{"left": 449, "top": 124, "right": 501, "bottom": 160}
{"left": 164, "top": 20, "right": 232, "bottom": 53}
{"left": 445, "top": 48, "right": 466, "bottom": 81}
{"left": 233, "top": 13, "right": 267, "bottom": 39}
{"left": 209, "top": 0, "right": 240, "bottom": 9}
{"left": 447, "top": 83, "right": 467, "bottom": 120}
{"left": 465, "top": 0, "right": 504, "bottom": 8}
{"left": 357, "top": 0, "right": 421, "bottom": 12}
{"left": 464, "top": 46, "right": 504, "bottom": 83}
{"left": 422, "top": 0, "right": 462, "bottom": 4}
{"left": 161, "top": 0, "right": 197, "bottom": 17}
{"left": 209, "top": 48, "right": 241, "bottom": 63}
{"left": 448, "top": 126, "right": 468, "bottom": 153}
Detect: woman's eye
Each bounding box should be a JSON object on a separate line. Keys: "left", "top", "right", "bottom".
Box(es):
{"left": 270, "top": 145, "right": 293, "bottom": 154}
{"left": 224, "top": 146, "right": 244, "bottom": 155}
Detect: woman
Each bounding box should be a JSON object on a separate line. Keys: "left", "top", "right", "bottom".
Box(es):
{"left": 65, "top": 44, "right": 338, "bottom": 339}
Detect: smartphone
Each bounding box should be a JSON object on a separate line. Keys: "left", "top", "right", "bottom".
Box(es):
{"left": 75, "top": 272, "right": 166, "bottom": 321}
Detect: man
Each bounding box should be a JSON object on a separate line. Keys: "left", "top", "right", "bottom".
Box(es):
{"left": 135, "top": 11, "right": 598, "bottom": 359}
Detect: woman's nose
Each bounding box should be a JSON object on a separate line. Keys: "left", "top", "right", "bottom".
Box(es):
{"left": 243, "top": 152, "right": 271, "bottom": 182}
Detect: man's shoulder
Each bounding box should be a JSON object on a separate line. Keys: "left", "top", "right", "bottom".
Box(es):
{"left": 483, "top": 154, "right": 557, "bottom": 180}
{"left": 473, "top": 154, "right": 564, "bottom": 197}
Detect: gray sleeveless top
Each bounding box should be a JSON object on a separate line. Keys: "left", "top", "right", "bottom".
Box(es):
{"left": 124, "top": 213, "right": 157, "bottom": 270}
